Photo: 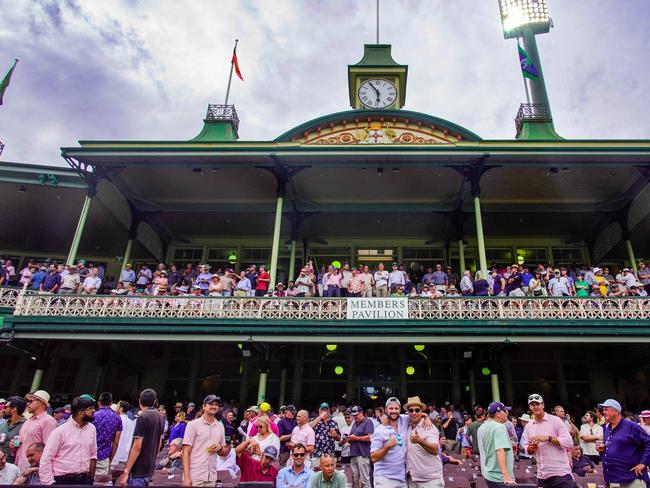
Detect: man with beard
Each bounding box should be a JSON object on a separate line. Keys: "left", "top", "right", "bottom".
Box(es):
{"left": 371, "top": 397, "right": 408, "bottom": 488}
{"left": 39, "top": 396, "right": 97, "bottom": 485}
{"left": 0, "top": 396, "right": 26, "bottom": 463}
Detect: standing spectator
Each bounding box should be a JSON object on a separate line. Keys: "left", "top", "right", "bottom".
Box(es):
{"left": 0, "top": 396, "right": 26, "bottom": 463}
{"left": 360, "top": 265, "right": 374, "bottom": 298}
{"left": 639, "top": 411, "right": 650, "bottom": 435}
{"left": 116, "top": 389, "right": 165, "bottom": 486}
{"left": 460, "top": 270, "right": 473, "bottom": 296}
{"left": 119, "top": 264, "right": 136, "bottom": 286}
{"left": 234, "top": 272, "right": 252, "bottom": 297}
{"left": 374, "top": 263, "right": 389, "bottom": 297}
{"left": 39, "top": 397, "right": 97, "bottom": 485}
{"left": 405, "top": 395, "right": 443, "bottom": 488}
{"left": 112, "top": 401, "right": 135, "bottom": 467}
{"left": 638, "top": 262, "right": 650, "bottom": 294}
{"left": 181, "top": 394, "right": 225, "bottom": 487}
{"left": 255, "top": 265, "right": 270, "bottom": 297}
{"left": 93, "top": 392, "right": 122, "bottom": 476}
{"left": 599, "top": 398, "right": 650, "bottom": 488}
{"left": 222, "top": 410, "right": 237, "bottom": 441}
{"left": 347, "top": 268, "right": 366, "bottom": 297}
{"left": 40, "top": 265, "right": 61, "bottom": 294}
{"left": 388, "top": 264, "right": 405, "bottom": 292}
{"left": 370, "top": 397, "right": 407, "bottom": 488}
{"left": 477, "top": 402, "right": 516, "bottom": 488}
{"left": 288, "top": 410, "right": 315, "bottom": 460}
{"left": 521, "top": 393, "right": 574, "bottom": 488}
{"left": 185, "top": 403, "right": 197, "bottom": 421}
{"left": 277, "top": 405, "right": 297, "bottom": 467}
{"left": 441, "top": 408, "right": 459, "bottom": 453}
{"left": 59, "top": 266, "right": 80, "bottom": 294}
{"left": 135, "top": 264, "right": 152, "bottom": 288}
{"left": 348, "top": 405, "right": 374, "bottom": 488}
{"left": 169, "top": 411, "right": 187, "bottom": 445}
{"left": 309, "top": 403, "right": 340, "bottom": 469}
{"left": 579, "top": 411, "right": 603, "bottom": 464}
{"left": 15, "top": 390, "right": 56, "bottom": 470}
{"left": 468, "top": 407, "right": 486, "bottom": 456}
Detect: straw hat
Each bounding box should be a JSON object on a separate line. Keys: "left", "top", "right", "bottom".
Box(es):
{"left": 403, "top": 396, "right": 426, "bottom": 411}
{"left": 26, "top": 390, "right": 51, "bottom": 407}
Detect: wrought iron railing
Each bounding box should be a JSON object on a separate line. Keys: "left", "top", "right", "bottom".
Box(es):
{"left": 11, "top": 291, "right": 650, "bottom": 321}
{"left": 515, "top": 102, "right": 552, "bottom": 134}
{"left": 205, "top": 104, "right": 239, "bottom": 133}
{"left": 0, "top": 140, "right": 4, "bottom": 156}
{"left": 0, "top": 287, "right": 20, "bottom": 309}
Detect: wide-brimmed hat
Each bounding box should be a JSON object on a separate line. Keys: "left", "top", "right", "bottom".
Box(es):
{"left": 403, "top": 396, "right": 426, "bottom": 412}
{"left": 519, "top": 413, "right": 532, "bottom": 422}
{"left": 26, "top": 390, "right": 51, "bottom": 407}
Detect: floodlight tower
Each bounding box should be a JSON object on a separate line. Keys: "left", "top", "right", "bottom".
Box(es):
{"left": 498, "top": 0, "right": 561, "bottom": 139}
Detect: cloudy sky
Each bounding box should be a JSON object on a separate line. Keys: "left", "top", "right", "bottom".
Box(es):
{"left": 1, "top": 0, "right": 649, "bottom": 166}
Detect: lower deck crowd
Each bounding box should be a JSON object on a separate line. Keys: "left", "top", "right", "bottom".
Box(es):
{"left": 0, "top": 386, "right": 648, "bottom": 487}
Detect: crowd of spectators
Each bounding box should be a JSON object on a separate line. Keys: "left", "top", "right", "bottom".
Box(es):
{"left": 2, "top": 256, "right": 649, "bottom": 299}
{"left": 0, "top": 386, "right": 648, "bottom": 487}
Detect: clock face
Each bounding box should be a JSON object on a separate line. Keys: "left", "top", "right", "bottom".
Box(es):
{"left": 358, "top": 79, "right": 397, "bottom": 109}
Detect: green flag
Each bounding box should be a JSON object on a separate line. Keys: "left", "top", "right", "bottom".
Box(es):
{"left": 518, "top": 45, "right": 539, "bottom": 80}
{"left": 0, "top": 59, "right": 19, "bottom": 106}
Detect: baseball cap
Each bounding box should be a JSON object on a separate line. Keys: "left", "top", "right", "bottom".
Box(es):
{"left": 350, "top": 405, "right": 363, "bottom": 415}
{"left": 285, "top": 404, "right": 297, "bottom": 414}
{"left": 528, "top": 393, "right": 544, "bottom": 404}
{"left": 598, "top": 399, "right": 622, "bottom": 412}
{"left": 247, "top": 405, "right": 259, "bottom": 414}
{"left": 487, "top": 401, "right": 511, "bottom": 415}
{"left": 319, "top": 402, "right": 330, "bottom": 410}
{"left": 203, "top": 394, "right": 221, "bottom": 405}
{"left": 262, "top": 446, "right": 279, "bottom": 461}
{"left": 385, "top": 396, "right": 401, "bottom": 408}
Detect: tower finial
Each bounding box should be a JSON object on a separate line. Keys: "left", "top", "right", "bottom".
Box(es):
{"left": 376, "top": 0, "right": 379, "bottom": 44}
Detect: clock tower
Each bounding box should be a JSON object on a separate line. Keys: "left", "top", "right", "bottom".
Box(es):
{"left": 348, "top": 44, "right": 408, "bottom": 110}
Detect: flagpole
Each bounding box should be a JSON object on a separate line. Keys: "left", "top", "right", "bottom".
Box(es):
{"left": 224, "top": 39, "right": 238, "bottom": 106}
{"left": 376, "top": 0, "right": 380, "bottom": 44}
{"left": 518, "top": 39, "right": 531, "bottom": 104}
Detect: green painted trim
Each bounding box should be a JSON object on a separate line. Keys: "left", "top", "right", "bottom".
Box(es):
{"left": 274, "top": 109, "right": 481, "bottom": 142}
{"left": 190, "top": 120, "right": 238, "bottom": 142}
{"left": 516, "top": 121, "right": 563, "bottom": 141}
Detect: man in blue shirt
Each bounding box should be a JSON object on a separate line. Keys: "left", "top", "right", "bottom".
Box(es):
{"left": 370, "top": 397, "right": 408, "bottom": 488}
{"left": 275, "top": 443, "right": 312, "bottom": 488}
{"left": 599, "top": 398, "right": 650, "bottom": 488}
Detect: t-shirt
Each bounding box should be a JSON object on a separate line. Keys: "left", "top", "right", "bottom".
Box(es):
{"left": 575, "top": 280, "right": 589, "bottom": 297}
{"left": 256, "top": 271, "right": 270, "bottom": 291}
{"left": 468, "top": 419, "right": 484, "bottom": 454}
{"left": 0, "top": 462, "right": 20, "bottom": 484}
{"left": 349, "top": 418, "right": 374, "bottom": 458}
{"left": 131, "top": 408, "right": 164, "bottom": 477}
{"left": 477, "top": 420, "right": 514, "bottom": 483}
{"left": 236, "top": 449, "right": 278, "bottom": 483}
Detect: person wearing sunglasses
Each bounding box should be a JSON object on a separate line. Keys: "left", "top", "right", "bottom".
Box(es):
{"left": 521, "top": 393, "right": 574, "bottom": 488}
{"left": 371, "top": 397, "right": 408, "bottom": 488}
{"left": 404, "top": 396, "right": 444, "bottom": 488}
{"left": 14, "top": 390, "right": 56, "bottom": 471}
{"left": 276, "top": 443, "right": 313, "bottom": 488}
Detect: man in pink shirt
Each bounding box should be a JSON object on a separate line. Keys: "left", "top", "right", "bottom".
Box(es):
{"left": 15, "top": 390, "right": 57, "bottom": 470}
{"left": 521, "top": 393, "right": 575, "bottom": 488}
{"left": 288, "top": 410, "right": 315, "bottom": 458}
{"left": 182, "top": 394, "right": 225, "bottom": 487}
{"left": 39, "top": 396, "right": 97, "bottom": 485}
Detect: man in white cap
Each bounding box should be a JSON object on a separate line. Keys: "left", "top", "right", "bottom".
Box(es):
{"left": 15, "top": 390, "right": 56, "bottom": 470}
{"left": 599, "top": 398, "right": 650, "bottom": 488}
{"left": 521, "top": 393, "right": 574, "bottom": 488}
{"left": 370, "top": 397, "right": 408, "bottom": 488}
{"left": 639, "top": 410, "right": 650, "bottom": 435}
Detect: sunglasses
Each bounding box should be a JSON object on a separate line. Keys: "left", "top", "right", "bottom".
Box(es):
{"left": 292, "top": 452, "right": 306, "bottom": 458}
{"left": 408, "top": 408, "right": 421, "bottom": 413}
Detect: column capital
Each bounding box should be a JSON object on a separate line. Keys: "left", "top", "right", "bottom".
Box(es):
{"left": 86, "top": 184, "right": 97, "bottom": 198}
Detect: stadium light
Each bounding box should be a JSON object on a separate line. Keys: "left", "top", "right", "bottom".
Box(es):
{"left": 498, "top": 0, "right": 551, "bottom": 39}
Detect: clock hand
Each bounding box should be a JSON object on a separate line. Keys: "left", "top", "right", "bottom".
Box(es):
{"left": 369, "top": 83, "right": 381, "bottom": 98}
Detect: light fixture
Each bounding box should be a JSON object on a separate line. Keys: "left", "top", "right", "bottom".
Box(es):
{"left": 326, "top": 344, "right": 337, "bottom": 352}
{"left": 465, "top": 385, "right": 471, "bottom": 392}
{"left": 377, "top": 167, "right": 383, "bottom": 176}
{"left": 17, "top": 185, "right": 26, "bottom": 193}
{"left": 406, "top": 366, "right": 415, "bottom": 376}
{"left": 463, "top": 350, "right": 473, "bottom": 359}
{"left": 241, "top": 342, "right": 252, "bottom": 357}
{"left": 498, "top": 0, "right": 550, "bottom": 39}
{"left": 414, "top": 345, "right": 425, "bottom": 352}
{"left": 481, "top": 367, "right": 491, "bottom": 376}
{"left": 334, "top": 365, "right": 344, "bottom": 375}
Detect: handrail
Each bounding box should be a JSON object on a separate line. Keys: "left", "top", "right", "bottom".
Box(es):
{"left": 11, "top": 290, "right": 650, "bottom": 321}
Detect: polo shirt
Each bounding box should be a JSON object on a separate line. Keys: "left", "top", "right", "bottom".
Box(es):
{"left": 42, "top": 272, "right": 61, "bottom": 292}
{"left": 278, "top": 418, "right": 297, "bottom": 453}
{"left": 312, "top": 470, "right": 347, "bottom": 488}
{"left": 0, "top": 417, "right": 25, "bottom": 463}
{"left": 406, "top": 419, "right": 442, "bottom": 482}
{"left": 182, "top": 415, "right": 226, "bottom": 483}
{"left": 371, "top": 423, "right": 407, "bottom": 481}
{"left": 602, "top": 418, "right": 650, "bottom": 484}
{"left": 349, "top": 418, "right": 374, "bottom": 458}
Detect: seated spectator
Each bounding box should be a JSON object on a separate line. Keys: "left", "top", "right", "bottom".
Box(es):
{"left": 0, "top": 450, "right": 20, "bottom": 484}
{"left": 12, "top": 442, "right": 42, "bottom": 485}
{"left": 570, "top": 445, "right": 596, "bottom": 477}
